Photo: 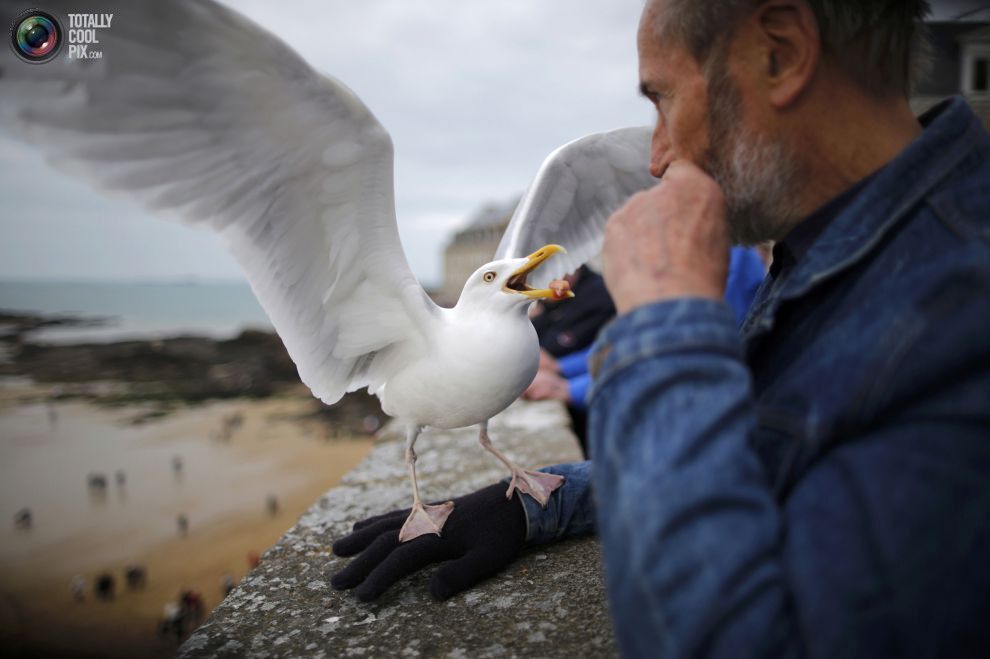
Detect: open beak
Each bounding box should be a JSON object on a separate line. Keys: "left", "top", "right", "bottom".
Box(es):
{"left": 503, "top": 244, "right": 575, "bottom": 299}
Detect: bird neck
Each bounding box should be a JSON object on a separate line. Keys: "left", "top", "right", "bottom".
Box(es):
{"left": 451, "top": 296, "right": 530, "bottom": 320}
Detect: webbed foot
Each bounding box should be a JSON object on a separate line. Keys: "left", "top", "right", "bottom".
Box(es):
{"left": 505, "top": 469, "right": 565, "bottom": 507}
{"left": 398, "top": 500, "right": 455, "bottom": 543}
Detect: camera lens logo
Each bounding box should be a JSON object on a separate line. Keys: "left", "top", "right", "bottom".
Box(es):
{"left": 10, "top": 10, "right": 63, "bottom": 63}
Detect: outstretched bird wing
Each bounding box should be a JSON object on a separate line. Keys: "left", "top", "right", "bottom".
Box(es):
{"left": 0, "top": 0, "right": 440, "bottom": 404}
{"left": 495, "top": 126, "right": 656, "bottom": 286}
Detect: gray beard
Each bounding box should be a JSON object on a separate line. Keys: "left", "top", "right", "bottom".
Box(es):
{"left": 703, "top": 60, "right": 805, "bottom": 245}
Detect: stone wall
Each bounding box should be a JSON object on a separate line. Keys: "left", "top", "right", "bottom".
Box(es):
{"left": 178, "top": 400, "right": 617, "bottom": 658}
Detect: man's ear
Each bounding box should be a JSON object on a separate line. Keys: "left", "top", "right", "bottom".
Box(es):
{"left": 753, "top": 0, "right": 820, "bottom": 108}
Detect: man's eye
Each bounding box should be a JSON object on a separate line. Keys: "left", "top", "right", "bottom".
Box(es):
{"left": 655, "top": 102, "right": 667, "bottom": 123}
{"left": 646, "top": 92, "right": 667, "bottom": 116}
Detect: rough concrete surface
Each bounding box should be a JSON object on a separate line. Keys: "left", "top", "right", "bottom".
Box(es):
{"left": 178, "top": 400, "right": 617, "bottom": 658}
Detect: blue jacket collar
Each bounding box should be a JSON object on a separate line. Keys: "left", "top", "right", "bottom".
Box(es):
{"left": 743, "top": 96, "right": 987, "bottom": 342}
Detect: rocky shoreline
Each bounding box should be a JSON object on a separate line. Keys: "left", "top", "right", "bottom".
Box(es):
{"left": 0, "top": 310, "right": 383, "bottom": 433}
{"left": 0, "top": 310, "right": 113, "bottom": 340}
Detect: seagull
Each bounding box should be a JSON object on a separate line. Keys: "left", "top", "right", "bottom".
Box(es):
{"left": 0, "top": 0, "right": 655, "bottom": 541}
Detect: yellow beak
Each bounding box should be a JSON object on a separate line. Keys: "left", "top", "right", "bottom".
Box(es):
{"left": 504, "top": 244, "right": 575, "bottom": 299}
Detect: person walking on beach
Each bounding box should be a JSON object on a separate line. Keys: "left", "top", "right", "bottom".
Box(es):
{"left": 95, "top": 573, "right": 115, "bottom": 600}
{"left": 159, "top": 601, "right": 184, "bottom": 641}
{"left": 70, "top": 575, "right": 85, "bottom": 602}
{"left": 266, "top": 494, "right": 279, "bottom": 517}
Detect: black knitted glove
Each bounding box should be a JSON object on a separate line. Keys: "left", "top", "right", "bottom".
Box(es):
{"left": 330, "top": 483, "right": 527, "bottom": 601}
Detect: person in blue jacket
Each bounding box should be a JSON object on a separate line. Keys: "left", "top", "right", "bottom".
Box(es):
{"left": 332, "top": 1, "right": 990, "bottom": 656}
{"left": 525, "top": 247, "right": 766, "bottom": 455}
{"left": 526, "top": 264, "right": 616, "bottom": 453}
{"left": 530, "top": 265, "right": 617, "bottom": 359}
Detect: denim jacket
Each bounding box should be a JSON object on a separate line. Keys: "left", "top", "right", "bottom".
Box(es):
{"left": 520, "top": 97, "right": 990, "bottom": 658}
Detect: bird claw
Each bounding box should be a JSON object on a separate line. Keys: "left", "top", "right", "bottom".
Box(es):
{"left": 398, "top": 500, "right": 455, "bottom": 543}
{"left": 505, "top": 469, "right": 565, "bottom": 507}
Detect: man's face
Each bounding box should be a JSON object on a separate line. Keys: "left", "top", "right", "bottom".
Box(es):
{"left": 637, "top": 22, "right": 711, "bottom": 179}
{"left": 637, "top": 8, "right": 804, "bottom": 244}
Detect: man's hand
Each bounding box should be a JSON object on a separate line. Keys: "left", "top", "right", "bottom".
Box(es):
{"left": 603, "top": 160, "right": 730, "bottom": 315}
{"left": 523, "top": 370, "right": 571, "bottom": 402}
{"left": 331, "top": 483, "right": 526, "bottom": 601}
{"left": 538, "top": 348, "right": 560, "bottom": 374}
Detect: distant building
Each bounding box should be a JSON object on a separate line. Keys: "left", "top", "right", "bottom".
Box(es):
{"left": 913, "top": 21, "right": 990, "bottom": 127}
{"left": 439, "top": 196, "right": 520, "bottom": 305}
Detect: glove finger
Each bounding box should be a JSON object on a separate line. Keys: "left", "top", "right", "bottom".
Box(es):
{"left": 330, "top": 531, "right": 400, "bottom": 590}
{"left": 333, "top": 516, "right": 406, "bottom": 557}
{"left": 429, "top": 548, "right": 509, "bottom": 601}
{"left": 355, "top": 535, "right": 452, "bottom": 602}
{"left": 352, "top": 507, "right": 410, "bottom": 532}
{"left": 350, "top": 495, "right": 469, "bottom": 533}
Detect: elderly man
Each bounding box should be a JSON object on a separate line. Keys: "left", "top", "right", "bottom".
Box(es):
{"left": 332, "top": 0, "right": 990, "bottom": 655}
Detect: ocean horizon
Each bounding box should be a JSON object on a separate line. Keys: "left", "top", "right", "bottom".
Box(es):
{"left": 0, "top": 279, "right": 273, "bottom": 344}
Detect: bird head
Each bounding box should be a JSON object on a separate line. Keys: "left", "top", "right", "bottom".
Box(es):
{"left": 455, "top": 244, "right": 574, "bottom": 314}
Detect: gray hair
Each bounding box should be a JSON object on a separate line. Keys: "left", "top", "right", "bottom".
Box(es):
{"left": 650, "top": 0, "right": 932, "bottom": 97}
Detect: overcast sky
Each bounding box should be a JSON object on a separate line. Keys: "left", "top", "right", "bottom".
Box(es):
{"left": 0, "top": 0, "right": 984, "bottom": 287}
{"left": 0, "top": 0, "right": 651, "bottom": 288}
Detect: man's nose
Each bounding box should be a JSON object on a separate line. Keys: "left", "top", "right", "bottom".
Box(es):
{"left": 649, "top": 122, "right": 670, "bottom": 179}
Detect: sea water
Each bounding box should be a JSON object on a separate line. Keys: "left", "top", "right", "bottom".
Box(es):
{"left": 0, "top": 279, "right": 272, "bottom": 343}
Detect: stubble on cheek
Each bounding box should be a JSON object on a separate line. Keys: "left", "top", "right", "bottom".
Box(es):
{"left": 701, "top": 58, "right": 805, "bottom": 245}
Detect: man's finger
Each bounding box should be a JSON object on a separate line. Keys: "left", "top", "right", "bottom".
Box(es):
{"left": 429, "top": 547, "right": 507, "bottom": 601}
{"left": 663, "top": 158, "right": 693, "bottom": 173}
{"left": 330, "top": 532, "right": 400, "bottom": 590}
{"left": 662, "top": 158, "right": 709, "bottom": 183}
{"left": 333, "top": 515, "right": 404, "bottom": 557}
{"left": 333, "top": 510, "right": 409, "bottom": 556}
{"left": 354, "top": 536, "right": 453, "bottom": 602}
{"left": 352, "top": 508, "right": 409, "bottom": 532}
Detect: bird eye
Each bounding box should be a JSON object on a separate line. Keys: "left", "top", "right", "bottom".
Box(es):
{"left": 483, "top": 271, "right": 497, "bottom": 283}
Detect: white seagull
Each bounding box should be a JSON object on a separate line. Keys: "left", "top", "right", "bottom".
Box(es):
{"left": 0, "top": 0, "right": 655, "bottom": 541}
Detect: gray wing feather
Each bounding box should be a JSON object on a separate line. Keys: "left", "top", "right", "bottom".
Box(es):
{"left": 496, "top": 126, "right": 656, "bottom": 286}
{"left": 0, "top": 0, "right": 438, "bottom": 404}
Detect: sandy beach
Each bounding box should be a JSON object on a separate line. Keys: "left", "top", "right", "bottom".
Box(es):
{"left": 0, "top": 385, "right": 373, "bottom": 658}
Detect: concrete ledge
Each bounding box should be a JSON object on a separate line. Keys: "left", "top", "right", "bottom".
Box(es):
{"left": 178, "top": 400, "right": 617, "bottom": 658}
